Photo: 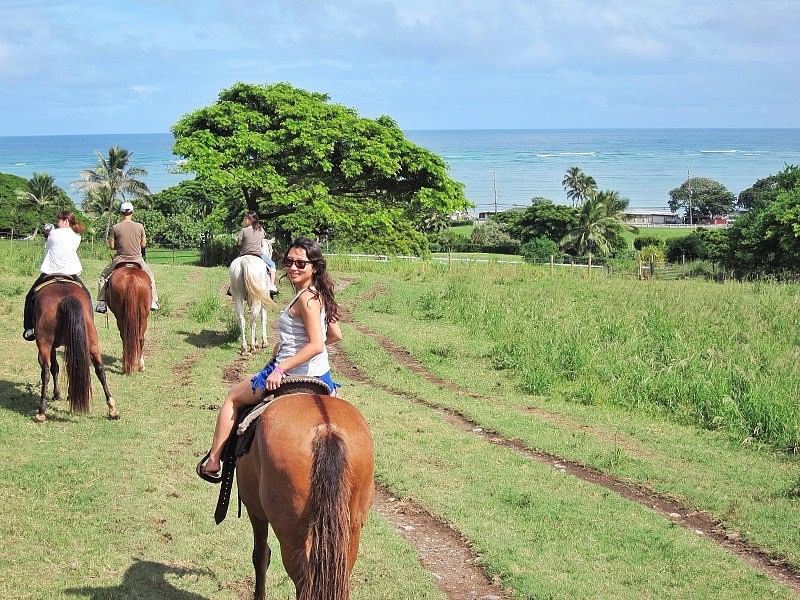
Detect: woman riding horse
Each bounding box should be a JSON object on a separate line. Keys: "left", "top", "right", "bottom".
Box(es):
{"left": 22, "top": 212, "right": 92, "bottom": 341}
{"left": 237, "top": 211, "right": 278, "bottom": 294}
{"left": 201, "top": 236, "right": 342, "bottom": 476}
{"left": 200, "top": 238, "right": 372, "bottom": 599}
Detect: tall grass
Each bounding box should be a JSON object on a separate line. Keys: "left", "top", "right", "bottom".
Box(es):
{"left": 354, "top": 262, "right": 800, "bottom": 452}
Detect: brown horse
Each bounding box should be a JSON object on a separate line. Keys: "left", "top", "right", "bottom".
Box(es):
{"left": 236, "top": 393, "right": 374, "bottom": 600}
{"left": 32, "top": 280, "right": 118, "bottom": 422}
{"left": 107, "top": 265, "right": 151, "bottom": 374}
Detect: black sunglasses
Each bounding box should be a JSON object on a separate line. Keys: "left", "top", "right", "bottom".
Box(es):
{"left": 283, "top": 258, "right": 314, "bottom": 269}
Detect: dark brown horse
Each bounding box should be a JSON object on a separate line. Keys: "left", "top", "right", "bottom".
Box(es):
{"left": 236, "top": 393, "right": 374, "bottom": 600}
{"left": 32, "top": 280, "right": 118, "bottom": 422}
{"left": 107, "top": 265, "right": 151, "bottom": 374}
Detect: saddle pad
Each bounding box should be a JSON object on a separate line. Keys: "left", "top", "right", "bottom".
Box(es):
{"left": 33, "top": 276, "right": 83, "bottom": 294}
{"left": 235, "top": 375, "right": 333, "bottom": 437}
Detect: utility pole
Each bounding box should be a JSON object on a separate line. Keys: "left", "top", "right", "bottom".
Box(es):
{"left": 687, "top": 168, "right": 693, "bottom": 226}
{"left": 492, "top": 170, "right": 498, "bottom": 215}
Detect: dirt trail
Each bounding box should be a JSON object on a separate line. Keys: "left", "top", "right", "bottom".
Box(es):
{"left": 337, "top": 288, "right": 800, "bottom": 594}
{"left": 373, "top": 488, "right": 508, "bottom": 600}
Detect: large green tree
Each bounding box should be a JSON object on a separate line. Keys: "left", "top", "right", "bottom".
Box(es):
{"left": 726, "top": 167, "right": 800, "bottom": 277}
{"left": 172, "top": 82, "right": 467, "bottom": 254}
{"left": 737, "top": 164, "right": 800, "bottom": 211}
{"left": 507, "top": 199, "right": 578, "bottom": 245}
{"left": 73, "top": 146, "right": 151, "bottom": 239}
{"left": 668, "top": 177, "right": 735, "bottom": 221}
{"left": 560, "top": 190, "right": 634, "bottom": 257}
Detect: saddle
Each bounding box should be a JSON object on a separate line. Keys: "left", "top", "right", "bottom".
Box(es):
{"left": 33, "top": 275, "right": 85, "bottom": 295}
{"left": 198, "top": 376, "right": 333, "bottom": 524}
{"left": 113, "top": 262, "right": 142, "bottom": 271}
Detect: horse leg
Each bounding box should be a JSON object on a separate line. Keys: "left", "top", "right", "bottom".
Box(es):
{"left": 248, "top": 511, "right": 271, "bottom": 600}
{"left": 91, "top": 348, "right": 119, "bottom": 419}
{"left": 36, "top": 349, "right": 50, "bottom": 422}
{"left": 249, "top": 301, "right": 258, "bottom": 353}
{"left": 259, "top": 306, "right": 268, "bottom": 349}
{"left": 235, "top": 295, "right": 248, "bottom": 355}
{"left": 50, "top": 347, "right": 62, "bottom": 402}
{"left": 139, "top": 334, "right": 145, "bottom": 371}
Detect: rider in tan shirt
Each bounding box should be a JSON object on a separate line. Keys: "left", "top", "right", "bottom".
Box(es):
{"left": 95, "top": 201, "right": 159, "bottom": 313}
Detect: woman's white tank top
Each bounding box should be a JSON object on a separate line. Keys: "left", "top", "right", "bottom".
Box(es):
{"left": 274, "top": 287, "right": 330, "bottom": 376}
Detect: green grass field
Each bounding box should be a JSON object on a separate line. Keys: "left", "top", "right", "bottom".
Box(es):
{"left": 1, "top": 241, "right": 797, "bottom": 599}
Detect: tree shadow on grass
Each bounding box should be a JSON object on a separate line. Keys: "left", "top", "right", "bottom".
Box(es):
{"left": 64, "top": 559, "right": 214, "bottom": 600}
{"left": 0, "top": 378, "right": 73, "bottom": 422}
{"left": 178, "top": 329, "right": 234, "bottom": 349}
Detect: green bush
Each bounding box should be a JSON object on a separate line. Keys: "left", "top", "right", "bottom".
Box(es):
{"left": 520, "top": 237, "right": 559, "bottom": 263}
{"left": 201, "top": 234, "right": 239, "bottom": 266}
{"left": 633, "top": 235, "right": 664, "bottom": 250}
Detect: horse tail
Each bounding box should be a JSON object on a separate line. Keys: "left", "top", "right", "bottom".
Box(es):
{"left": 242, "top": 257, "right": 273, "bottom": 305}
{"left": 299, "top": 427, "right": 351, "bottom": 600}
{"left": 56, "top": 295, "right": 91, "bottom": 413}
{"left": 120, "top": 278, "right": 146, "bottom": 374}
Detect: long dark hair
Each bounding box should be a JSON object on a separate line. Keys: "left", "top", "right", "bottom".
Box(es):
{"left": 245, "top": 211, "right": 262, "bottom": 231}
{"left": 57, "top": 211, "right": 85, "bottom": 234}
{"left": 285, "top": 236, "right": 339, "bottom": 323}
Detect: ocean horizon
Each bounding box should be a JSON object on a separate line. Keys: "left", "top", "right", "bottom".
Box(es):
{"left": 1, "top": 129, "right": 798, "bottom": 211}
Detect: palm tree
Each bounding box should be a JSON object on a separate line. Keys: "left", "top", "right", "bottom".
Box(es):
{"left": 560, "top": 190, "right": 635, "bottom": 257}
{"left": 73, "top": 146, "right": 151, "bottom": 239}
{"left": 15, "top": 172, "right": 61, "bottom": 238}
{"left": 562, "top": 167, "right": 583, "bottom": 207}
{"left": 562, "top": 167, "right": 598, "bottom": 207}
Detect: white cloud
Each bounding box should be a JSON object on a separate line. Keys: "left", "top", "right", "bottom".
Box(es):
{"left": 129, "top": 85, "right": 158, "bottom": 96}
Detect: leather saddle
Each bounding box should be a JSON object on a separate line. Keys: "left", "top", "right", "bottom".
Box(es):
{"left": 33, "top": 274, "right": 85, "bottom": 295}
{"left": 113, "top": 262, "right": 142, "bottom": 271}
{"left": 198, "top": 375, "right": 334, "bottom": 524}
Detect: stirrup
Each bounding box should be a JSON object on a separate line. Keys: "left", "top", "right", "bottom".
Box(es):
{"left": 196, "top": 450, "right": 223, "bottom": 484}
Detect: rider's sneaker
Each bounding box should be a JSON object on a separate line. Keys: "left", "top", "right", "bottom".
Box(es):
{"left": 270, "top": 287, "right": 279, "bottom": 300}
{"left": 150, "top": 301, "right": 160, "bottom": 311}
{"left": 94, "top": 301, "right": 107, "bottom": 314}
{"left": 22, "top": 329, "right": 35, "bottom": 341}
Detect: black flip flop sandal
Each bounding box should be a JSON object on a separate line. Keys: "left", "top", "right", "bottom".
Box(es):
{"left": 196, "top": 450, "right": 223, "bottom": 484}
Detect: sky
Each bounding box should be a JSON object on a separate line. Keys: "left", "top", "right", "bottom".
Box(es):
{"left": 1, "top": 0, "right": 799, "bottom": 135}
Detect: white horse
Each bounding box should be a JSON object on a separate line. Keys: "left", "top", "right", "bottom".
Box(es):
{"left": 229, "top": 255, "right": 273, "bottom": 355}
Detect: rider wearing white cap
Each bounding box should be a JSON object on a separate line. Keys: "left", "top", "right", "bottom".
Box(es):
{"left": 95, "top": 201, "right": 159, "bottom": 313}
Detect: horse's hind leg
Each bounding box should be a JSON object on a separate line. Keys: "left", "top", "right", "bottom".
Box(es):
{"left": 50, "top": 347, "right": 62, "bottom": 402}
{"left": 259, "top": 306, "right": 268, "bottom": 349}
{"left": 36, "top": 349, "right": 50, "bottom": 422}
{"left": 248, "top": 511, "right": 271, "bottom": 600}
{"left": 90, "top": 348, "right": 118, "bottom": 419}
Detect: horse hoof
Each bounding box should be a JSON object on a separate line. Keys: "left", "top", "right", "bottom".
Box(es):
{"left": 107, "top": 409, "right": 120, "bottom": 420}
{"left": 33, "top": 413, "right": 46, "bottom": 423}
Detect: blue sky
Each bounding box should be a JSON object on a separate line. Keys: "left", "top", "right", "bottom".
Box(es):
{"left": 1, "top": 0, "right": 798, "bottom": 135}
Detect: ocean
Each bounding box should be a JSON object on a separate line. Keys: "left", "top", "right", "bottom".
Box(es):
{"left": 1, "top": 130, "right": 798, "bottom": 211}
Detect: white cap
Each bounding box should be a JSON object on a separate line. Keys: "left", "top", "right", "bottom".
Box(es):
{"left": 120, "top": 201, "right": 134, "bottom": 213}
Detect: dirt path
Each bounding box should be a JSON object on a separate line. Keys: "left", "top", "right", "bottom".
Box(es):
{"left": 373, "top": 488, "right": 507, "bottom": 600}
{"left": 336, "top": 293, "right": 800, "bottom": 594}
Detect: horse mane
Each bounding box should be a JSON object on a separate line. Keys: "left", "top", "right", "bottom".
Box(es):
{"left": 299, "top": 427, "right": 351, "bottom": 600}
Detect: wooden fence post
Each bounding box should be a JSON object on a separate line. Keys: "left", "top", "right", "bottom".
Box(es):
{"left": 587, "top": 253, "right": 592, "bottom": 277}
{"left": 550, "top": 255, "right": 554, "bottom": 274}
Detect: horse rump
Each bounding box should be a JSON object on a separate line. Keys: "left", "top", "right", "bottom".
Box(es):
{"left": 56, "top": 295, "right": 91, "bottom": 413}
{"left": 300, "top": 428, "right": 351, "bottom": 600}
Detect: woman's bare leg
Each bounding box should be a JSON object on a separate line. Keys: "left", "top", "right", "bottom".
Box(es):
{"left": 203, "top": 378, "right": 263, "bottom": 473}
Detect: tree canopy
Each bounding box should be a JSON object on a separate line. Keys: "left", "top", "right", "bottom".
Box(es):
{"left": 668, "top": 177, "right": 735, "bottom": 221}
{"left": 172, "top": 82, "right": 468, "bottom": 254}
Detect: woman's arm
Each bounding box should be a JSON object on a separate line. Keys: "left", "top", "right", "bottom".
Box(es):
{"left": 325, "top": 320, "right": 342, "bottom": 345}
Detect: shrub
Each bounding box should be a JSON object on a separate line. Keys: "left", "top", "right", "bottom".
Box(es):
{"left": 201, "top": 233, "right": 239, "bottom": 266}
{"left": 521, "top": 237, "right": 559, "bottom": 263}
{"left": 633, "top": 235, "right": 664, "bottom": 250}
{"left": 637, "top": 244, "right": 665, "bottom": 267}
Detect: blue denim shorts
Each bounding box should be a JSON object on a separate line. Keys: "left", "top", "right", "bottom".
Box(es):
{"left": 260, "top": 254, "right": 276, "bottom": 271}
{"left": 251, "top": 361, "right": 341, "bottom": 393}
